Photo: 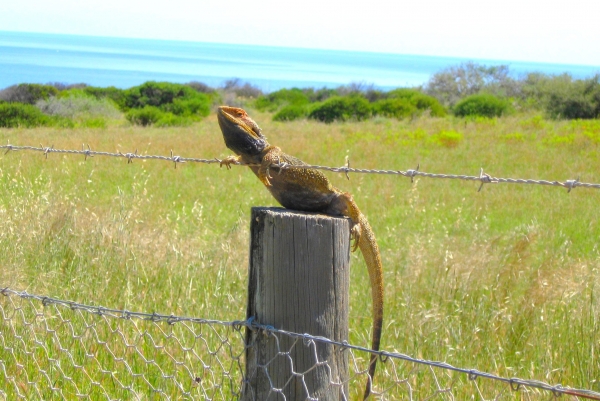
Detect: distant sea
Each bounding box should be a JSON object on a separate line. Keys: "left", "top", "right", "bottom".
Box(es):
{"left": 1, "top": 31, "right": 599, "bottom": 92}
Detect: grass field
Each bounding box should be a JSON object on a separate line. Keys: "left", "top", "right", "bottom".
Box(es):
{"left": 1, "top": 111, "right": 599, "bottom": 399}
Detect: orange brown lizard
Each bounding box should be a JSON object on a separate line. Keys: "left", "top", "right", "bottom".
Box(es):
{"left": 217, "top": 106, "right": 384, "bottom": 399}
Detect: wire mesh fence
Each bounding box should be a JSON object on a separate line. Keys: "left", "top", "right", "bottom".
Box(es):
{"left": 2, "top": 288, "right": 599, "bottom": 400}
{"left": 0, "top": 288, "right": 245, "bottom": 400}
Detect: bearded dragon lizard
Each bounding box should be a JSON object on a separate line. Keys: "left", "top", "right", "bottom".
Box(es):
{"left": 217, "top": 106, "right": 384, "bottom": 399}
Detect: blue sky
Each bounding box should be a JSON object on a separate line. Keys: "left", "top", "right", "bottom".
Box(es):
{"left": 2, "top": 0, "right": 600, "bottom": 66}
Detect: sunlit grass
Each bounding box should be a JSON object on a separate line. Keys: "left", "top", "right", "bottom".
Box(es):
{"left": 1, "top": 111, "right": 599, "bottom": 398}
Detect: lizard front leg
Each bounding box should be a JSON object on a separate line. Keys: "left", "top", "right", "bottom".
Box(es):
{"left": 258, "top": 146, "right": 283, "bottom": 187}
{"left": 219, "top": 155, "right": 242, "bottom": 169}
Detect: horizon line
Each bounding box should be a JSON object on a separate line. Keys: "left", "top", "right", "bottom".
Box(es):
{"left": 3, "top": 29, "right": 600, "bottom": 70}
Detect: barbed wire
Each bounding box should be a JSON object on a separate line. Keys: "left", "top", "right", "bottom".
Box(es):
{"left": 2, "top": 141, "right": 598, "bottom": 400}
{"left": 1, "top": 143, "right": 599, "bottom": 193}
{"left": 2, "top": 287, "right": 599, "bottom": 400}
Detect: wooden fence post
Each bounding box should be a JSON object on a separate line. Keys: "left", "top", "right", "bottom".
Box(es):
{"left": 242, "top": 207, "right": 350, "bottom": 401}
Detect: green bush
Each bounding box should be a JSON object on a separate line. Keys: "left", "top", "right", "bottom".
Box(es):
{"left": 422, "top": 61, "right": 600, "bottom": 115}
{"left": 386, "top": 88, "right": 422, "bottom": 99}
{"left": 548, "top": 95, "right": 595, "bottom": 119}
{"left": 154, "top": 113, "right": 193, "bottom": 127}
{"left": 123, "top": 81, "right": 181, "bottom": 109}
{"left": 308, "top": 96, "right": 372, "bottom": 123}
{"left": 372, "top": 99, "right": 417, "bottom": 119}
{"left": 166, "top": 97, "right": 211, "bottom": 117}
{"left": 0, "top": 103, "right": 52, "bottom": 127}
{"left": 125, "top": 106, "right": 194, "bottom": 127}
{"left": 412, "top": 95, "right": 447, "bottom": 117}
{"left": 255, "top": 88, "right": 310, "bottom": 112}
{"left": 544, "top": 75, "right": 600, "bottom": 119}
{"left": 125, "top": 106, "right": 163, "bottom": 126}
{"left": 258, "top": 86, "right": 446, "bottom": 122}
{"left": 453, "top": 94, "right": 511, "bottom": 118}
{"left": 83, "top": 86, "right": 126, "bottom": 106}
{"left": 122, "top": 82, "right": 211, "bottom": 122}
{"left": 0, "top": 84, "right": 59, "bottom": 104}
{"left": 336, "top": 82, "right": 386, "bottom": 102}
{"left": 273, "top": 104, "right": 309, "bottom": 121}
{"left": 387, "top": 89, "right": 447, "bottom": 117}
{"left": 305, "top": 87, "right": 338, "bottom": 102}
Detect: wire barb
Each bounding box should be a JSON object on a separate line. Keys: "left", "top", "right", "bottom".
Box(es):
{"left": 478, "top": 168, "right": 498, "bottom": 192}
{"left": 406, "top": 163, "right": 420, "bottom": 183}
{"left": 170, "top": 150, "right": 185, "bottom": 169}
{"left": 565, "top": 177, "right": 579, "bottom": 193}
{"left": 83, "top": 144, "right": 93, "bottom": 160}
{"left": 344, "top": 157, "right": 351, "bottom": 180}
{"left": 3, "top": 142, "right": 13, "bottom": 155}
{"left": 41, "top": 144, "right": 54, "bottom": 159}
{"left": 118, "top": 149, "right": 138, "bottom": 164}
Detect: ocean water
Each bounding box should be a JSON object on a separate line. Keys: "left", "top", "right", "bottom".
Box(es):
{"left": 1, "top": 31, "right": 599, "bottom": 92}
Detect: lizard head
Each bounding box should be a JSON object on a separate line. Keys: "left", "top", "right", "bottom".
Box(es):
{"left": 217, "top": 106, "right": 268, "bottom": 156}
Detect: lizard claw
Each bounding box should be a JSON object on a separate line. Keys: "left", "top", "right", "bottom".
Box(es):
{"left": 259, "top": 167, "right": 273, "bottom": 186}
{"left": 259, "top": 161, "right": 274, "bottom": 186}
{"left": 220, "top": 155, "right": 241, "bottom": 170}
{"left": 350, "top": 224, "right": 361, "bottom": 252}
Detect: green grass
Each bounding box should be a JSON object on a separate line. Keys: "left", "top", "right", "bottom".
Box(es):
{"left": 1, "top": 112, "right": 599, "bottom": 399}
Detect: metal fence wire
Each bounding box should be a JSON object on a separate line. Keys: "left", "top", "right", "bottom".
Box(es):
{"left": 2, "top": 288, "right": 600, "bottom": 401}
{"left": 1, "top": 143, "right": 600, "bottom": 192}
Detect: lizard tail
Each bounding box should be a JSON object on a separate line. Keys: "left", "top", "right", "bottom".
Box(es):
{"left": 356, "top": 214, "right": 384, "bottom": 400}
{"left": 340, "top": 194, "right": 384, "bottom": 400}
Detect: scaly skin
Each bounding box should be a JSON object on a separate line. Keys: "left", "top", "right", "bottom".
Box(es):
{"left": 217, "top": 106, "right": 384, "bottom": 399}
